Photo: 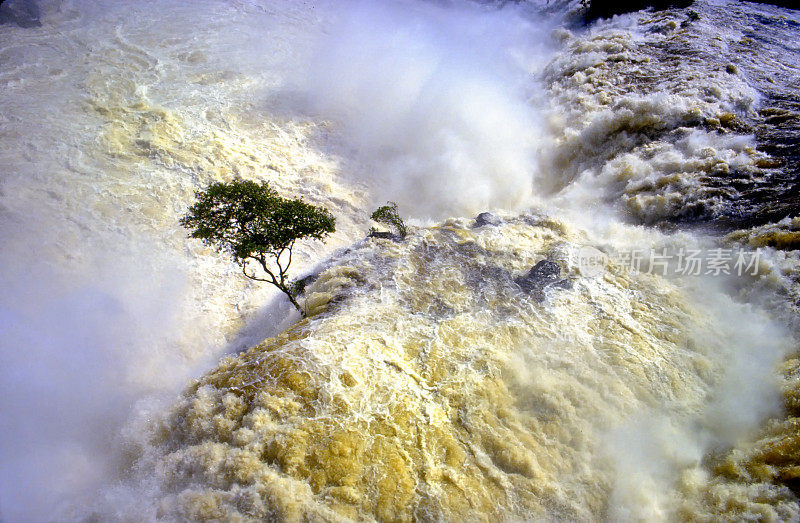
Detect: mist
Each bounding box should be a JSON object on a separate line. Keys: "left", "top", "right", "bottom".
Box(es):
{"left": 293, "top": 0, "right": 557, "bottom": 219}
{"left": 0, "top": 211, "right": 209, "bottom": 520}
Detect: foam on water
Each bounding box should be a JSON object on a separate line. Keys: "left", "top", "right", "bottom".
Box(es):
{"left": 130, "top": 216, "right": 795, "bottom": 520}
{"left": 1, "top": 0, "right": 799, "bottom": 521}
{"left": 0, "top": 1, "right": 361, "bottom": 519}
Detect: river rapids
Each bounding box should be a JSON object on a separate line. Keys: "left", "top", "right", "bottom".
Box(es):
{"left": 1, "top": 0, "right": 799, "bottom": 521}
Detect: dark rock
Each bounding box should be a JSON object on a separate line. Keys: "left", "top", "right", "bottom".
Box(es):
{"left": 368, "top": 230, "right": 403, "bottom": 241}
{"left": 746, "top": 1, "right": 799, "bottom": 9}
{"left": 0, "top": 0, "right": 41, "bottom": 28}
{"left": 290, "top": 274, "right": 318, "bottom": 296}
{"left": 550, "top": 279, "right": 574, "bottom": 291}
{"left": 515, "top": 260, "right": 573, "bottom": 301}
{"left": 584, "top": 0, "right": 694, "bottom": 23}
{"left": 472, "top": 212, "right": 502, "bottom": 228}
{"left": 522, "top": 260, "right": 561, "bottom": 285}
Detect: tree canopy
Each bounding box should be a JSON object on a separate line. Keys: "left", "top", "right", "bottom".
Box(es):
{"left": 181, "top": 180, "right": 336, "bottom": 316}
{"left": 370, "top": 201, "right": 407, "bottom": 239}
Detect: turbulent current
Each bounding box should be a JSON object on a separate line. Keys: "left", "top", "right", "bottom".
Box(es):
{"left": 1, "top": 0, "right": 799, "bottom": 521}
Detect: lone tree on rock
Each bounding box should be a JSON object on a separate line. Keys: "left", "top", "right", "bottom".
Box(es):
{"left": 181, "top": 180, "right": 335, "bottom": 317}
{"left": 369, "top": 201, "right": 407, "bottom": 239}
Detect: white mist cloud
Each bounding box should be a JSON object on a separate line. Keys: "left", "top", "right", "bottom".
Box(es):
{"left": 295, "top": 0, "right": 555, "bottom": 219}
{"left": 0, "top": 232, "right": 197, "bottom": 521}
{"left": 602, "top": 277, "right": 790, "bottom": 521}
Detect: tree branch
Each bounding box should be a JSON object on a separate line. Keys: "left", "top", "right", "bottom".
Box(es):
{"left": 241, "top": 254, "right": 305, "bottom": 317}
{"left": 244, "top": 256, "right": 278, "bottom": 286}
{"left": 285, "top": 242, "right": 295, "bottom": 277}
{"left": 242, "top": 263, "right": 270, "bottom": 282}
{"left": 271, "top": 246, "right": 289, "bottom": 287}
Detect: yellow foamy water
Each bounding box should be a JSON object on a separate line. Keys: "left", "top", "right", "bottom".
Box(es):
{"left": 141, "top": 216, "right": 796, "bottom": 521}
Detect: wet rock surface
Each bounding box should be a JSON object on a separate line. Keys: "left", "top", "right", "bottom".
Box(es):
{"left": 584, "top": 0, "right": 694, "bottom": 23}
{"left": 472, "top": 212, "right": 502, "bottom": 228}
{"left": 368, "top": 230, "right": 404, "bottom": 241}
{"left": 291, "top": 273, "right": 318, "bottom": 296}
{"left": 515, "top": 260, "right": 573, "bottom": 302}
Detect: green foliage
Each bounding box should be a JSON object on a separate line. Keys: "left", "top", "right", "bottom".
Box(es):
{"left": 180, "top": 180, "right": 335, "bottom": 316}
{"left": 369, "top": 201, "right": 407, "bottom": 239}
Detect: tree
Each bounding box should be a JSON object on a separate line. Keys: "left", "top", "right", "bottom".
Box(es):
{"left": 180, "top": 180, "right": 335, "bottom": 317}
{"left": 369, "top": 201, "right": 407, "bottom": 239}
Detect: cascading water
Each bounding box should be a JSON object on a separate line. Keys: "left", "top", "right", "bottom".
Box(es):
{"left": 1, "top": 0, "right": 799, "bottom": 521}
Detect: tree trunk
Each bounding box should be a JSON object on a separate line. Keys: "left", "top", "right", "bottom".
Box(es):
{"left": 281, "top": 286, "right": 306, "bottom": 318}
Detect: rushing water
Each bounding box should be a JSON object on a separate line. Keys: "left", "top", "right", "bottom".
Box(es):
{"left": 1, "top": 0, "right": 799, "bottom": 521}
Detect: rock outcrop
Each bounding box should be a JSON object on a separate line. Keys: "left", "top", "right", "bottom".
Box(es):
{"left": 584, "top": 0, "right": 694, "bottom": 23}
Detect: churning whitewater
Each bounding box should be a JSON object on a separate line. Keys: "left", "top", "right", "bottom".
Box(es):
{"left": 1, "top": 0, "right": 799, "bottom": 521}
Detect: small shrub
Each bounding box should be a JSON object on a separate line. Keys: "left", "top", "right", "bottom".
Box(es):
{"left": 369, "top": 201, "right": 407, "bottom": 239}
